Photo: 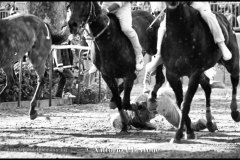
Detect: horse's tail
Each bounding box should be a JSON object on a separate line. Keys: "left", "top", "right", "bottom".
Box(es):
{"left": 45, "top": 23, "right": 70, "bottom": 45}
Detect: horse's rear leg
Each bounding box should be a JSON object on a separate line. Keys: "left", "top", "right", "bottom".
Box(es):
{"left": 199, "top": 74, "right": 218, "bottom": 132}
{"left": 0, "top": 66, "right": 17, "bottom": 101}
{"left": 101, "top": 74, "right": 130, "bottom": 132}
{"left": 149, "top": 65, "right": 165, "bottom": 101}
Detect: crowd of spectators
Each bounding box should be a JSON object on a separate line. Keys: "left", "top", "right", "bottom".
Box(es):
{"left": 131, "top": 2, "right": 240, "bottom": 28}
{"left": 0, "top": 2, "right": 18, "bottom": 18}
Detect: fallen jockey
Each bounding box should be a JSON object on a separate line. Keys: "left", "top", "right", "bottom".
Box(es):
{"left": 111, "top": 89, "right": 218, "bottom": 132}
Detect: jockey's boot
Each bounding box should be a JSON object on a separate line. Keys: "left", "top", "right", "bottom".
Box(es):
{"left": 136, "top": 52, "right": 144, "bottom": 71}
{"left": 143, "top": 64, "right": 152, "bottom": 94}
{"left": 143, "top": 73, "right": 151, "bottom": 94}
{"left": 218, "top": 42, "right": 232, "bottom": 61}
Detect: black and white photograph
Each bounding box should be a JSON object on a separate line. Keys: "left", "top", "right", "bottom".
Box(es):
{"left": 0, "top": 1, "right": 240, "bottom": 158}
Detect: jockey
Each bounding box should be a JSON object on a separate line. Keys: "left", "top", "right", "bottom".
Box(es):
{"left": 100, "top": 1, "right": 144, "bottom": 71}
{"left": 111, "top": 90, "right": 217, "bottom": 131}
{"left": 143, "top": 2, "right": 232, "bottom": 93}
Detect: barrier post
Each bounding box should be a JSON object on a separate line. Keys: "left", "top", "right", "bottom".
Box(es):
{"left": 49, "top": 49, "right": 54, "bottom": 107}
{"left": 18, "top": 58, "right": 23, "bottom": 108}
{"left": 77, "top": 49, "right": 83, "bottom": 104}
{"left": 99, "top": 71, "right": 101, "bottom": 103}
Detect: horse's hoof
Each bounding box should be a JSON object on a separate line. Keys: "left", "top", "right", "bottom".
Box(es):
{"left": 169, "top": 138, "right": 181, "bottom": 144}
{"left": 175, "top": 130, "right": 184, "bottom": 139}
{"left": 109, "top": 102, "right": 118, "bottom": 110}
{"left": 30, "top": 111, "right": 38, "bottom": 120}
{"left": 207, "top": 122, "right": 218, "bottom": 132}
{"left": 185, "top": 132, "right": 196, "bottom": 139}
{"left": 231, "top": 111, "right": 240, "bottom": 122}
{"left": 116, "top": 130, "right": 129, "bottom": 136}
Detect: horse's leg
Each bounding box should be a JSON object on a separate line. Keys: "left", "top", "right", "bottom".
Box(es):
{"left": 230, "top": 73, "right": 240, "bottom": 122}
{"left": 170, "top": 72, "right": 201, "bottom": 143}
{"left": 28, "top": 43, "right": 50, "bottom": 120}
{"left": 101, "top": 74, "right": 130, "bottom": 132}
{"left": 199, "top": 74, "right": 218, "bottom": 132}
{"left": 0, "top": 66, "right": 17, "bottom": 101}
{"left": 165, "top": 71, "right": 183, "bottom": 108}
{"left": 28, "top": 62, "right": 46, "bottom": 120}
{"left": 149, "top": 65, "right": 165, "bottom": 102}
{"left": 122, "top": 73, "right": 137, "bottom": 110}
{"left": 224, "top": 36, "right": 240, "bottom": 122}
{"left": 223, "top": 62, "right": 240, "bottom": 122}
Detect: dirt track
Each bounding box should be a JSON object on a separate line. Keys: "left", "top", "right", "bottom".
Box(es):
{"left": 1, "top": 85, "right": 240, "bottom": 158}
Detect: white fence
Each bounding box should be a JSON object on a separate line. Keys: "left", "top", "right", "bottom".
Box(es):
{"left": 0, "top": 10, "right": 10, "bottom": 19}
{"left": 0, "top": 9, "right": 28, "bottom": 19}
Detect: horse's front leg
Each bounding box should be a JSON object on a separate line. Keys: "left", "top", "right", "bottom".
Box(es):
{"left": 101, "top": 74, "right": 130, "bottom": 132}
{"left": 230, "top": 73, "right": 240, "bottom": 122}
{"left": 170, "top": 72, "right": 201, "bottom": 143}
{"left": 199, "top": 74, "right": 218, "bottom": 132}
{"left": 122, "top": 72, "right": 137, "bottom": 110}
{"left": 29, "top": 69, "right": 46, "bottom": 120}
{"left": 149, "top": 65, "right": 165, "bottom": 102}
{"left": 0, "top": 66, "right": 17, "bottom": 101}
{"left": 166, "top": 71, "right": 183, "bottom": 108}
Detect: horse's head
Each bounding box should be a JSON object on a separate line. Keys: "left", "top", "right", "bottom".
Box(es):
{"left": 165, "top": 1, "right": 180, "bottom": 9}
{"left": 68, "top": 1, "right": 100, "bottom": 35}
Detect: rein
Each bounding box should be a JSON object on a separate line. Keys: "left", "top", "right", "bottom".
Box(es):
{"left": 78, "top": 2, "right": 111, "bottom": 52}
{"left": 78, "top": 2, "right": 110, "bottom": 41}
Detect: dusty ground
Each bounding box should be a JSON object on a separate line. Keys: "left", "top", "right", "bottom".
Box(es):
{"left": 1, "top": 84, "right": 240, "bottom": 158}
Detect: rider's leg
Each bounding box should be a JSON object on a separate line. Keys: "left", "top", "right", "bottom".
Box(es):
{"left": 115, "top": 4, "right": 144, "bottom": 71}
{"left": 199, "top": 10, "right": 232, "bottom": 61}
{"left": 143, "top": 14, "right": 166, "bottom": 93}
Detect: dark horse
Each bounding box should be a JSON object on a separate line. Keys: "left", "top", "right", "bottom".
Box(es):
{"left": 68, "top": 1, "right": 160, "bottom": 131}
{"left": 150, "top": 2, "right": 240, "bottom": 142}
{"left": 0, "top": 13, "right": 68, "bottom": 120}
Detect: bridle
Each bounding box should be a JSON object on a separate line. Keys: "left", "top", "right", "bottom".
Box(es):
{"left": 74, "top": 2, "right": 110, "bottom": 42}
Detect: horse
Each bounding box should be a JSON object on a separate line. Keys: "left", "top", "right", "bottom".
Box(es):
{"left": 149, "top": 2, "right": 240, "bottom": 143}
{"left": 0, "top": 13, "right": 68, "bottom": 120}
{"left": 68, "top": 1, "right": 160, "bottom": 131}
